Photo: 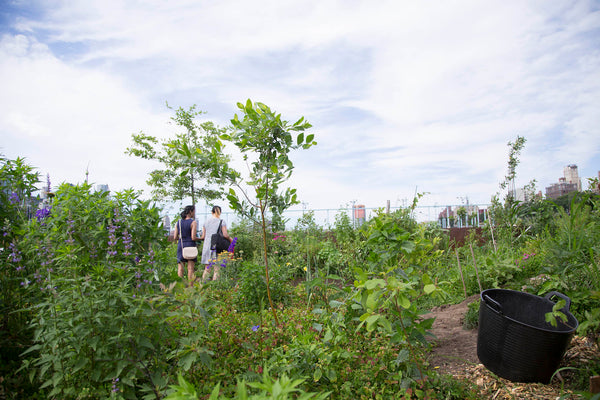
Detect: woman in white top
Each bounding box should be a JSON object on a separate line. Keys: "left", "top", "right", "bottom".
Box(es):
{"left": 199, "top": 205, "right": 232, "bottom": 281}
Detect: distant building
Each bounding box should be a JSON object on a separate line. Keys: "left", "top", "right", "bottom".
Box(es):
{"left": 96, "top": 184, "right": 109, "bottom": 193}
{"left": 591, "top": 171, "right": 600, "bottom": 195}
{"left": 563, "top": 164, "right": 582, "bottom": 191}
{"left": 162, "top": 215, "right": 171, "bottom": 232}
{"left": 515, "top": 187, "right": 542, "bottom": 202}
{"left": 353, "top": 204, "right": 366, "bottom": 226}
{"left": 545, "top": 165, "right": 581, "bottom": 200}
{"left": 546, "top": 178, "right": 578, "bottom": 200}
{"left": 438, "top": 205, "right": 486, "bottom": 228}
{"left": 515, "top": 188, "right": 528, "bottom": 202}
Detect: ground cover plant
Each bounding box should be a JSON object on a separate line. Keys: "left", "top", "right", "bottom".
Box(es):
{"left": 2, "top": 127, "right": 599, "bottom": 399}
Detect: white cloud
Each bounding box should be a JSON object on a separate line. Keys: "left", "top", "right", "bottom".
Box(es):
{"left": 1, "top": 0, "right": 599, "bottom": 219}
{"left": 0, "top": 33, "right": 172, "bottom": 192}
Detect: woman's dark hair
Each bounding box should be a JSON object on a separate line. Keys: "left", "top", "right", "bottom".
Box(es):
{"left": 212, "top": 205, "right": 222, "bottom": 214}
{"left": 180, "top": 205, "right": 195, "bottom": 219}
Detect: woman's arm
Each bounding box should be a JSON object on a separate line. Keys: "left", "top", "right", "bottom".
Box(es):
{"left": 191, "top": 221, "right": 200, "bottom": 241}
{"left": 199, "top": 226, "right": 206, "bottom": 240}
{"left": 173, "top": 221, "right": 179, "bottom": 241}
{"left": 222, "top": 225, "right": 233, "bottom": 242}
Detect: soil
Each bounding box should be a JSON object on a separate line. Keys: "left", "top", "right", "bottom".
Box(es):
{"left": 426, "top": 295, "right": 599, "bottom": 399}
{"left": 427, "top": 294, "right": 480, "bottom": 375}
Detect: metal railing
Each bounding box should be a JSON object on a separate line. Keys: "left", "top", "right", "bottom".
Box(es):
{"left": 193, "top": 204, "right": 492, "bottom": 230}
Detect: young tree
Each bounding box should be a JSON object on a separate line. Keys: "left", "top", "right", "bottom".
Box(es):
{"left": 500, "top": 135, "right": 527, "bottom": 200}
{"left": 126, "top": 105, "right": 232, "bottom": 206}
{"left": 490, "top": 135, "right": 529, "bottom": 242}
{"left": 223, "top": 100, "right": 315, "bottom": 324}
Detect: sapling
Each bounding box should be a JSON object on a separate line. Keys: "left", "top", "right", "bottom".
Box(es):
{"left": 223, "top": 100, "right": 315, "bottom": 325}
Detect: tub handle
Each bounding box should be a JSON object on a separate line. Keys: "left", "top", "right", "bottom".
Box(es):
{"left": 544, "top": 291, "right": 571, "bottom": 311}
{"left": 483, "top": 294, "right": 503, "bottom": 315}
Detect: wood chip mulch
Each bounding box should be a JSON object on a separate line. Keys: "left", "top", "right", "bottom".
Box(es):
{"left": 449, "top": 336, "right": 599, "bottom": 400}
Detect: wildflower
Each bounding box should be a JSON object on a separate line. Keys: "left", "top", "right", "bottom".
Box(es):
{"left": 107, "top": 218, "right": 119, "bottom": 256}
{"left": 122, "top": 229, "right": 132, "bottom": 256}
{"left": 35, "top": 206, "right": 51, "bottom": 222}
{"left": 228, "top": 237, "right": 238, "bottom": 253}
{"left": 303, "top": 266, "right": 307, "bottom": 272}
{"left": 89, "top": 244, "right": 98, "bottom": 260}
{"left": 9, "top": 192, "right": 19, "bottom": 205}
{"left": 252, "top": 325, "right": 260, "bottom": 332}
{"left": 112, "top": 377, "right": 120, "bottom": 393}
{"left": 65, "top": 216, "right": 75, "bottom": 245}
{"left": 2, "top": 219, "right": 11, "bottom": 237}
{"left": 147, "top": 249, "right": 155, "bottom": 265}
{"left": 206, "top": 259, "right": 216, "bottom": 270}
{"left": 40, "top": 244, "right": 55, "bottom": 267}
{"left": 8, "top": 242, "right": 22, "bottom": 263}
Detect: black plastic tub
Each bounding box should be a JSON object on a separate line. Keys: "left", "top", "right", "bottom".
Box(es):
{"left": 477, "top": 289, "right": 578, "bottom": 383}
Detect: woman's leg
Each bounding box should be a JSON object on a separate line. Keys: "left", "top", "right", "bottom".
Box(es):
{"left": 201, "top": 264, "right": 210, "bottom": 282}
{"left": 187, "top": 260, "right": 196, "bottom": 285}
{"left": 177, "top": 262, "right": 184, "bottom": 278}
{"left": 213, "top": 263, "right": 221, "bottom": 281}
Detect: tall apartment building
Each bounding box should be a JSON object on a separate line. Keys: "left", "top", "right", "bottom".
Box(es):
{"left": 545, "top": 164, "right": 581, "bottom": 200}
{"left": 563, "top": 164, "right": 582, "bottom": 191}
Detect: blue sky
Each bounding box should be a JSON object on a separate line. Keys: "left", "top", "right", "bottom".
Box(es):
{"left": 1, "top": 0, "right": 599, "bottom": 220}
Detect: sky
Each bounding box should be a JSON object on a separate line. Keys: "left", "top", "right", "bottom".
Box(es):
{"left": 1, "top": 0, "right": 599, "bottom": 223}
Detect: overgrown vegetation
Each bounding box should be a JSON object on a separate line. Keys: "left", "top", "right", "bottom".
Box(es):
{"left": 2, "top": 126, "right": 599, "bottom": 399}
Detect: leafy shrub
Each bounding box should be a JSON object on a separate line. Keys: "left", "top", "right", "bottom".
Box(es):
{"left": 165, "top": 369, "right": 330, "bottom": 400}
{"left": 463, "top": 300, "right": 480, "bottom": 330}
{"left": 234, "top": 261, "right": 292, "bottom": 312}
{"left": 229, "top": 218, "right": 263, "bottom": 262}
{"left": 21, "top": 273, "right": 185, "bottom": 398}
{"left": 0, "top": 155, "right": 41, "bottom": 398}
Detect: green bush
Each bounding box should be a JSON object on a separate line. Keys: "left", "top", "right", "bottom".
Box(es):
{"left": 463, "top": 300, "right": 480, "bottom": 330}
{"left": 234, "top": 261, "right": 292, "bottom": 312}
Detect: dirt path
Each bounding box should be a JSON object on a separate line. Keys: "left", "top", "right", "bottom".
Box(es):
{"left": 427, "top": 294, "right": 480, "bottom": 375}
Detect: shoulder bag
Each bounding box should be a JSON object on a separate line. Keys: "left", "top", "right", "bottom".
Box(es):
{"left": 179, "top": 220, "right": 198, "bottom": 260}
{"left": 211, "top": 219, "right": 230, "bottom": 253}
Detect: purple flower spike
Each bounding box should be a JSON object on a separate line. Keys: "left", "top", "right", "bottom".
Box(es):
{"left": 9, "top": 192, "right": 19, "bottom": 205}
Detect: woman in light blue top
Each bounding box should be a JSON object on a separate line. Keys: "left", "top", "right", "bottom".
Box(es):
{"left": 199, "top": 205, "right": 232, "bottom": 281}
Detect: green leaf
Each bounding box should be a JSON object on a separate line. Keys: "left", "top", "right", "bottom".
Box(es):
{"left": 296, "top": 132, "right": 304, "bottom": 145}
{"left": 424, "top": 284, "right": 436, "bottom": 294}
{"left": 396, "top": 349, "right": 410, "bottom": 364}
{"left": 398, "top": 293, "right": 411, "bottom": 309}
{"left": 545, "top": 312, "right": 557, "bottom": 327}
{"left": 365, "top": 279, "right": 386, "bottom": 290}
{"left": 365, "top": 314, "right": 380, "bottom": 331}
{"left": 306, "top": 134, "right": 314, "bottom": 143}
{"left": 313, "top": 368, "right": 323, "bottom": 382}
